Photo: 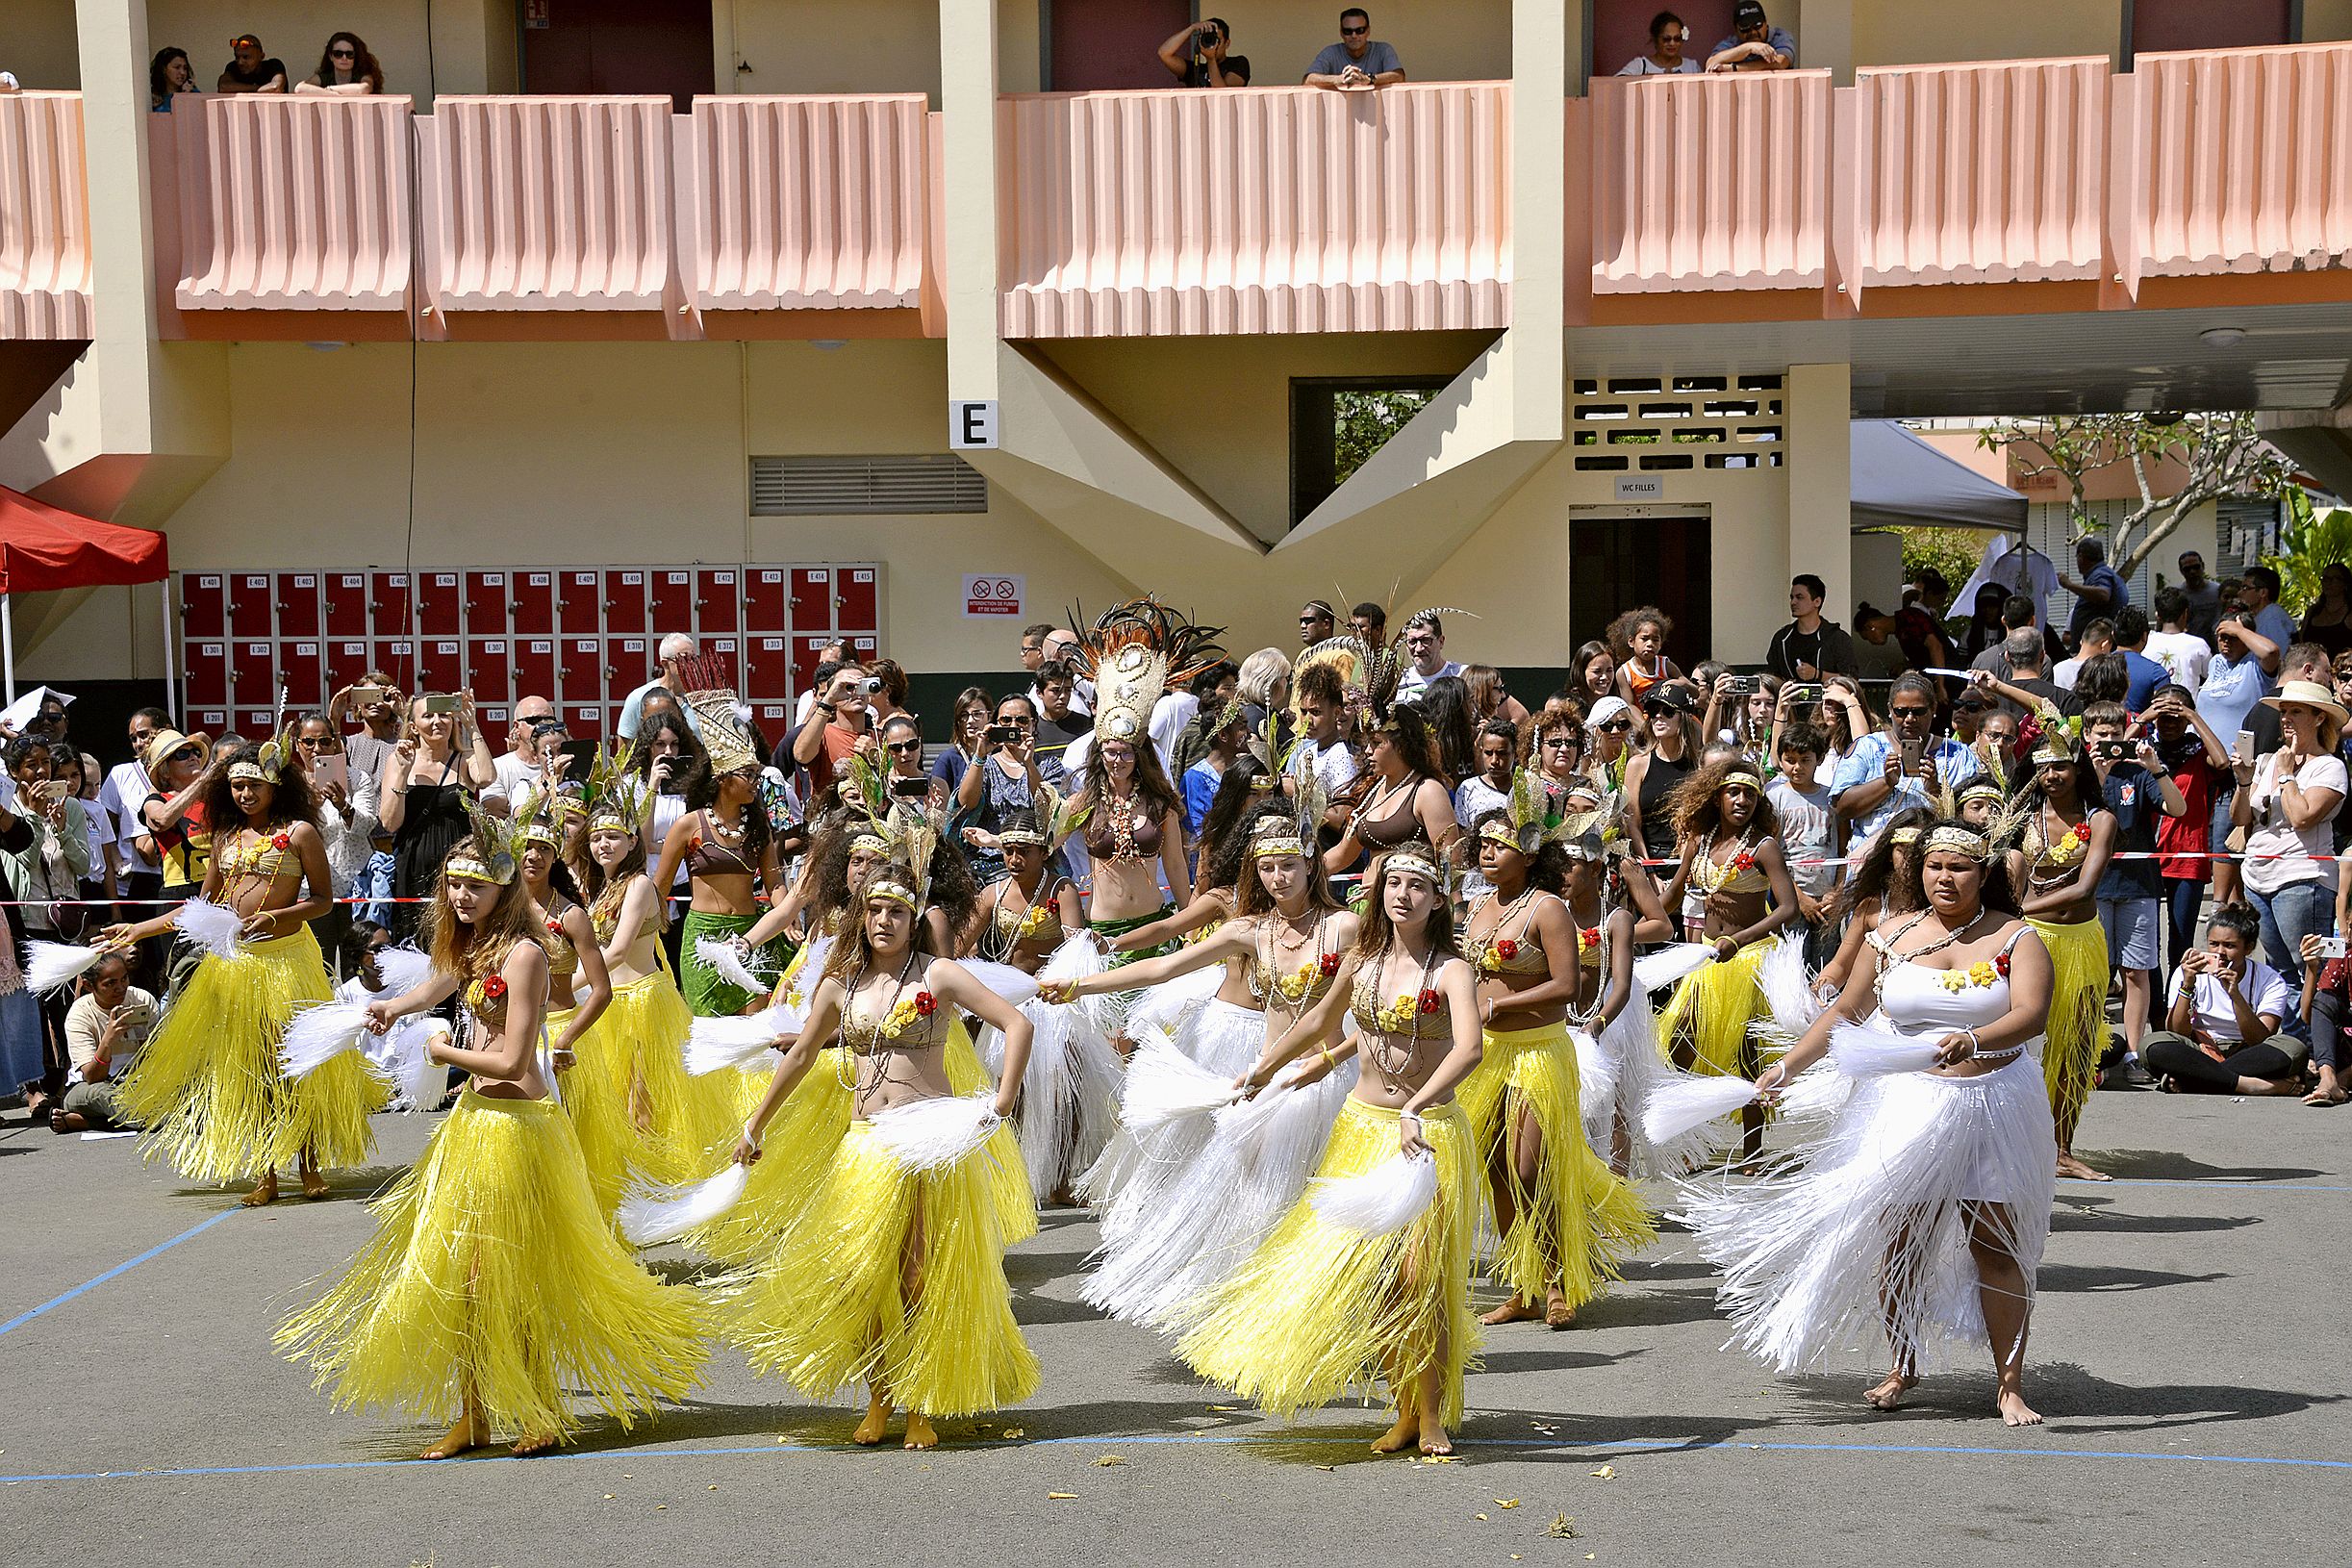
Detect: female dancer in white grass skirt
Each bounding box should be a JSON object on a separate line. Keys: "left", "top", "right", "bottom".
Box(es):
{"left": 278, "top": 836, "right": 707, "bottom": 1458}
{"left": 1175, "top": 840, "right": 1483, "bottom": 1456}
{"left": 720, "top": 857, "right": 1036, "bottom": 1451}
{"left": 1682, "top": 817, "right": 2059, "bottom": 1426}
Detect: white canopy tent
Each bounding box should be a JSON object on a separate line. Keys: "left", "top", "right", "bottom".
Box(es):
{"left": 1850, "top": 420, "right": 2029, "bottom": 534}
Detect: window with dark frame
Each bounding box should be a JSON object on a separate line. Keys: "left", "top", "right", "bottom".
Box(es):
{"left": 1290, "top": 376, "right": 1453, "bottom": 527}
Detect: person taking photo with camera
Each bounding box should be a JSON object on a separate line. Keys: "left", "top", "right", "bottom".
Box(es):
{"left": 958, "top": 694, "right": 1050, "bottom": 888}
{"left": 790, "top": 659, "right": 879, "bottom": 813}
{"left": 2080, "top": 701, "right": 2187, "bottom": 1084}
{"left": 1158, "top": 16, "right": 1250, "bottom": 87}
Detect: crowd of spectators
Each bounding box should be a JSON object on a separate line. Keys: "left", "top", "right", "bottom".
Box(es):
{"left": 147, "top": 32, "right": 384, "bottom": 112}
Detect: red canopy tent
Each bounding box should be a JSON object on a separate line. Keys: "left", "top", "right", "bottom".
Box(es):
{"left": 0, "top": 484, "right": 171, "bottom": 706}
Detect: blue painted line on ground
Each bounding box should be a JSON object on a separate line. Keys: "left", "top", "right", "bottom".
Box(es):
{"left": 5, "top": 1429, "right": 2344, "bottom": 1485}
{"left": 2062, "top": 1178, "right": 2352, "bottom": 1194}
{"left": 0, "top": 1208, "right": 237, "bottom": 1341}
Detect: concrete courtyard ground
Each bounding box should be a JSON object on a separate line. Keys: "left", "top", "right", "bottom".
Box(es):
{"left": 3, "top": 1087, "right": 2343, "bottom": 1568}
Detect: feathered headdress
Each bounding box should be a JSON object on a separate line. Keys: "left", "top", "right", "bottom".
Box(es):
{"left": 582, "top": 743, "right": 654, "bottom": 837}
{"left": 228, "top": 723, "right": 297, "bottom": 784}
{"left": 1479, "top": 768, "right": 1572, "bottom": 858}
{"left": 841, "top": 749, "right": 947, "bottom": 907}
{"left": 676, "top": 653, "right": 761, "bottom": 775}
{"left": 1250, "top": 756, "right": 1328, "bottom": 861}
{"left": 1304, "top": 605, "right": 1473, "bottom": 735}
{"left": 1378, "top": 836, "right": 1453, "bottom": 896}
{"left": 1289, "top": 636, "right": 1367, "bottom": 734}
{"left": 445, "top": 792, "right": 519, "bottom": 885}
{"left": 1066, "top": 597, "right": 1226, "bottom": 746}
{"left": 2027, "top": 701, "right": 2085, "bottom": 767}
{"left": 514, "top": 786, "right": 569, "bottom": 850}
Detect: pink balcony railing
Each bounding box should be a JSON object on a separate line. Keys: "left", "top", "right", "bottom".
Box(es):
{"left": 172, "top": 94, "right": 413, "bottom": 310}
{"left": 1854, "top": 58, "right": 2108, "bottom": 287}
{"left": 999, "top": 82, "right": 1510, "bottom": 337}
{"left": 0, "top": 91, "right": 92, "bottom": 338}
{"left": 690, "top": 94, "right": 930, "bottom": 312}
{"left": 425, "top": 96, "right": 676, "bottom": 312}
{"left": 2127, "top": 42, "right": 2352, "bottom": 278}
{"left": 1590, "top": 70, "right": 1831, "bottom": 293}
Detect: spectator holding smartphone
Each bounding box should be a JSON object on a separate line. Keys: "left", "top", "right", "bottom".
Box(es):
{"left": 377, "top": 691, "right": 498, "bottom": 940}
{"left": 55, "top": 952, "right": 157, "bottom": 1132}
{"left": 2231, "top": 680, "right": 2348, "bottom": 996}
{"left": 1305, "top": 9, "right": 1405, "bottom": 89}
{"left": 957, "top": 694, "right": 1050, "bottom": 887}
{"left": 2145, "top": 683, "right": 2230, "bottom": 973}
{"left": 790, "top": 660, "right": 878, "bottom": 812}
{"left": 1158, "top": 17, "right": 1251, "bottom": 87}
{"left": 2082, "top": 702, "right": 2186, "bottom": 1083}
{"left": 2144, "top": 905, "right": 2301, "bottom": 1096}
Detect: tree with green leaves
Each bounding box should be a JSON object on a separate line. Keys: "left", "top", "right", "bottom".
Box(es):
{"left": 2261, "top": 490, "right": 2352, "bottom": 615}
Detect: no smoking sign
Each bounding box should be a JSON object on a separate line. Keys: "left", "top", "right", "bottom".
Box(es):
{"left": 962, "top": 573, "right": 1025, "bottom": 618}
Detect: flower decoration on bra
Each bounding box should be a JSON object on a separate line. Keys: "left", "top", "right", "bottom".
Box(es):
{"left": 480, "top": 974, "right": 508, "bottom": 1000}
{"left": 873, "top": 989, "right": 936, "bottom": 1039}
{"left": 1319, "top": 951, "right": 1341, "bottom": 976}
{"left": 1993, "top": 949, "right": 2012, "bottom": 978}
{"left": 1579, "top": 924, "right": 1603, "bottom": 951}
{"left": 1368, "top": 988, "right": 1441, "bottom": 1032}
{"left": 269, "top": 830, "right": 291, "bottom": 850}
{"left": 1419, "top": 987, "right": 1441, "bottom": 1014}
{"left": 1065, "top": 596, "right": 1226, "bottom": 746}
{"left": 1937, "top": 959, "right": 2003, "bottom": 993}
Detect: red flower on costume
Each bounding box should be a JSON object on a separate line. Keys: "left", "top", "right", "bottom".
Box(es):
{"left": 270, "top": 832, "right": 291, "bottom": 850}
{"left": 1319, "top": 952, "right": 1341, "bottom": 976}
{"left": 481, "top": 975, "right": 508, "bottom": 999}
{"left": 1993, "top": 950, "right": 2012, "bottom": 979}
{"left": 1417, "top": 988, "right": 1440, "bottom": 1015}
{"left": 1580, "top": 926, "right": 1602, "bottom": 950}
{"left": 1496, "top": 939, "right": 1519, "bottom": 961}
{"left": 914, "top": 991, "right": 937, "bottom": 1017}
{"left": 2069, "top": 822, "right": 2090, "bottom": 843}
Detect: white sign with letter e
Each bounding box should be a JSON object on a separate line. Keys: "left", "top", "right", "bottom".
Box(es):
{"left": 949, "top": 400, "right": 999, "bottom": 449}
{"left": 962, "top": 574, "right": 1024, "bottom": 619}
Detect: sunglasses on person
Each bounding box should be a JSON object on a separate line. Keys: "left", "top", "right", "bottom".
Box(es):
{"left": 1541, "top": 733, "right": 1581, "bottom": 748}
{"left": 1341, "top": 23, "right": 1369, "bottom": 36}
{"left": 331, "top": 47, "right": 356, "bottom": 58}
{"left": 1890, "top": 704, "right": 1935, "bottom": 720}
{"left": 1598, "top": 719, "right": 1632, "bottom": 733}
{"left": 885, "top": 738, "right": 923, "bottom": 754}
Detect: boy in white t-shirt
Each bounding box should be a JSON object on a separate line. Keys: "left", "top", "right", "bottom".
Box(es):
{"left": 1765, "top": 723, "right": 1837, "bottom": 960}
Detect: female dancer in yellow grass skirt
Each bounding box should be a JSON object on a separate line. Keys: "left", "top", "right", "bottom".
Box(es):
{"left": 719, "top": 850, "right": 1037, "bottom": 1451}
{"left": 1459, "top": 780, "right": 1654, "bottom": 1329}
{"left": 517, "top": 795, "right": 611, "bottom": 1093}
{"left": 101, "top": 733, "right": 384, "bottom": 1204}
{"left": 1655, "top": 754, "right": 1805, "bottom": 1162}
{"left": 1174, "top": 841, "right": 1485, "bottom": 1457}
{"left": 278, "top": 833, "right": 707, "bottom": 1459}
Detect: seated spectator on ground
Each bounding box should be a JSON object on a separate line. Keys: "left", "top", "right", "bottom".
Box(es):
{"left": 300, "top": 32, "right": 382, "bottom": 93}
{"left": 2147, "top": 586, "right": 2213, "bottom": 693}
{"left": 2058, "top": 536, "right": 2127, "bottom": 650}
{"left": 1158, "top": 17, "right": 1250, "bottom": 88}
{"left": 1306, "top": 9, "right": 1404, "bottom": 89}
{"left": 55, "top": 953, "right": 157, "bottom": 1133}
{"left": 216, "top": 35, "right": 287, "bottom": 95}
{"left": 1766, "top": 572, "right": 1857, "bottom": 680}
{"left": 1707, "top": 1, "right": 1795, "bottom": 70}
{"left": 2144, "top": 905, "right": 2302, "bottom": 1096}
{"left": 1618, "top": 11, "right": 1701, "bottom": 75}
{"left": 150, "top": 47, "right": 200, "bottom": 112}
{"left": 2298, "top": 868, "right": 2352, "bottom": 1105}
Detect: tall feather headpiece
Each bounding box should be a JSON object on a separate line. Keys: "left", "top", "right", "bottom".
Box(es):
{"left": 229, "top": 723, "right": 298, "bottom": 784}
{"left": 445, "top": 792, "right": 518, "bottom": 885}
{"left": 676, "top": 653, "right": 761, "bottom": 775}
{"left": 2027, "top": 701, "right": 2085, "bottom": 767}
{"left": 1477, "top": 767, "right": 1570, "bottom": 857}
{"left": 582, "top": 743, "right": 654, "bottom": 836}
{"left": 1066, "top": 597, "right": 1226, "bottom": 746}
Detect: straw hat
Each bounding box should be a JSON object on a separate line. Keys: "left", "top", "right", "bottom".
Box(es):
{"left": 2258, "top": 679, "right": 2350, "bottom": 739}
{"left": 142, "top": 729, "right": 208, "bottom": 775}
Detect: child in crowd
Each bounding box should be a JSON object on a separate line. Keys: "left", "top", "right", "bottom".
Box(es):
{"left": 1765, "top": 723, "right": 1836, "bottom": 963}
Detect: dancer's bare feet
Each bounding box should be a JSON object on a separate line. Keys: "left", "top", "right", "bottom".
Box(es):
{"left": 902, "top": 1413, "right": 939, "bottom": 1451}
{"left": 510, "top": 1430, "right": 560, "bottom": 1456}
{"left": 299, "top": 1156, "right": 329, "bottom": 1200}
{"left": 420, "top": 1414, "right": 488, "bottom": 1459}
{"left": 242, "top": 1171, "right": 279, "bottom": 1207}
{"left": 1544, "top": 1289, "right": 1575, "bottom": 1329}
{"left": 852, "top": 1393, "right": 893, "bottom": 1447}
{"left": 1480, "top": 1293, "right": 1540, "bottom": 1327}
{"left": 1416, "top": 1414, "right": 1454, "bottom": 1456}
{"left": 1372, "top": 1412, "right": 1418, "bottom": 1454}
{"left": 1996, "top": 1388, "right": 2043, "bottom": 1427}
{"left": 1862, "top": 1371, "right": 1917, "bottom": 1411}
{"left": 2055, "top": 1152, "right": 2111, "bottom": 1182}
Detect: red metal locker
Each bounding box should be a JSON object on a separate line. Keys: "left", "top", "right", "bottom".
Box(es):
{"left": 606, "top": 637, "right": 650, "bottom": 700}
{"left": 187, "top": 642, "right": 229, "bottom": 708}
{"left": 466, "top": 638, "right": 512, "bottom": 704}
{"left": 368, "top": 572, "right": 411, "bottom": 638}
{"left": 788, "top": 568, "right": 833, "bottom": 631}
{"left": 648, "top": 569, "right": 695, "bottom": 635}
{"left": 844, "top": 633, "right": 879, "bottom": 670}
{"left": 190, "top": 709, "right": 229, "bottom": 737}
{"left": 603, "top": 569, "right": 648, "bottom": 633}
{"left": 751, "top": 701, "right": 793, "bottom": 742}
{"left": 417, "top": 638, "right": 463, "bottom": 696}
{"left": 275, "top": 572, "right": 322, "bottom": 637}
{"left": 695, "top": 569, "right": 741, "bottom": 635}
{"left": 702, "top": 635, "right": 740, "bottom": 675}
{"left": 464, "top": 571, "right": 512, "bottom": 633}
{"left": 515, "top": 637, "right": 558, "bottom": 703}
{"left": 235, "top": 709, "right": 278, "bottom": 738}
{"left": 512, "top": 570, "right": 555, "bottom": 635}
{"left": 367, "top": 639, "right": 415, "bottom": 695}
{"left": 324, "top": 640, "right": 370, "bottom": 694}
{"left": 835, "top": 566, "right": 879, "bottom": 632}
{"left": 230, "top": 641, "right": 276, "bottom": 707}
{"left": 417, "top": 571, "right": 464, "bottom": 637}
{"left": 180, "top": 573, "right": 229, "bottom": 638}
{"left": 228, "top": 572, "right": 274, "bottom": 638}
{"left": 558, "top": 637, "right": 604, "bottom": 704}
{"left": 278, "top": 640, "right": 323, "bottom": 706}
{"left": 557, "top": 570, "right": 602, "bottom": 634}
{"left": 323, "top": 572, "right": 369, "bottom": 637}
{"left": 746, "top": 635, "right": 793, "bottom": 700}
{"left": 563, "top": 702, "right": 605, "bottom": 742}
{"left": 745, "top": 568, "right": 788, "bottom": 630}
{"left": 793, "top": 634, "right": 832, "bottom": 691}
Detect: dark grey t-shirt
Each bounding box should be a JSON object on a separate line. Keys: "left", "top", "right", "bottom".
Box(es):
{"left": 1307, "top": 40, "right": 1403, "bottom": 80}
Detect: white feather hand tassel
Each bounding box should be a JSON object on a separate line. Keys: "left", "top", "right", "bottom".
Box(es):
{"left": 871, "top": 1093, "right": 1004, "bottom": 1173}
{"left": 387, "top": 1022, "right": 448, "bottom": 1113}
{"left": 618, "top": 1163, "right": 752, "bottom": 1247}
{"left": 956, "top": 956, "right": 1042, "bottom": 1008}
{"left": 1828, "top": 1022, "right": 1946, "bottom": 1077}
{"left": 371, "top": 945, "right": 435, "bottom": 999}
{"left": 1641, "top": 1073, "right": 1760, "bottom": 1146}
{"left": 1310, "top": 1151, "right": 1438, "bottom": 1238}
{"left": 171, "top": 897, "right": 244, "bottom": 960}
{"left": 25, "top": 940, "right": 106, "bottom": 995}
{"left": 1633, "top": 942, "right": 1716, "bottom": 994}
{"left": 1120, "top": 1032, "right": 1240, "bottom": 1134}
{"left": 1755, "top": 934, "right": 1824, "bottom": 1042}
{"left": 683, "top": 1007, "right": 789, "bottom": 1075}
{"left": 695, "top": 936, "right": 773, "bottom": 996}
{"left": 278, "top": 1000, "right": 370, "bottom": 1078}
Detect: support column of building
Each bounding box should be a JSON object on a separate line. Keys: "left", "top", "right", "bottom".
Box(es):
{"left": 1786, "top": 362, "right": 1855, "bottom": 631}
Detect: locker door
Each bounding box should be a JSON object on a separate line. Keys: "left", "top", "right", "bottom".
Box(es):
{"left": 417, "top": 571, "right": 464, "bottom": 637}
{"left": 745, "top": 568, "right": 788, "bottom": 631}
{"left": 648, "top": 569, "right": 695, "bottom": 636}
{"left": 275, "top": 572, "right": 322, "bottom": 637}
{"left": 512, "top": 570, "right": 556, "bottom": 635}
{"left": 702, "top": 636, "right": 740, "bottom": 691}
{"left": 368, "top": 572, "right": 412, "bottom": 637}
{"left": 369, "top": 640, "right": 416, "bottom": 694}
{"left": 844, "top": 633, "right": 879, "bottom": 670}
{"left": 793, "top": 634, "right": 832, "bottom": 692}
{"left": 190, "top": 708, "right": 230, "bottom": 737}
{"left": 515, "top": 637, "right": 558, "bottom": 703}
{"left": 695, "top": 569, "right": 741, "bottom": 636}
{"left": 607, "top": 637, "right": 650, "bottom": 701}
{"left": 323, "top": 572, "right": 369, "bottom": 638}
{"left": 746, "top": 634, "right": 793, "bottom": 700}
{"left": 751, "top": 701, "right": 793, "bottom": 742}
{"left": 236, "top": 708, "right": 279, "bottom": 738}
{"left": 181, "top": 573, "right": 229, "bottom": 638}
{"left": 563, "top": 702, "right": 605, "bottom": 742}
{"left": 228, "top": 572, "right": 274, "bottom": 638}
{"left": 417, "top": 638, "right": 464, "bottom": 696}
{"left": 230, "top": 640, "right": 276, "bottom": 707}
{"left": 788, "top": 568, "right": 833, "bottom": 633}
{"left": 834, "top": 566, "right": 879, "bottom": 633}
{"left": 603, "top": 569, "right": 648, "bottom": 634}
{"left": 465, "top": 571, "right": 513, "bottom": 634}
{"left": 558, "top": 637, "right": 604, "bottom": 706}
{"left": 466, "top": 638, "right": 512, "bottom": 705}
{"left": 278, "top": 640, "right": 323, "bottom": 707}
{"left": 558, "top": 569, "right": 603, "bottom": 634}
{"left": 324, "top": 640, "right": 371, "bottom": 695}
{"left": 187, "top": 642, "right": 230, "bottom": 708}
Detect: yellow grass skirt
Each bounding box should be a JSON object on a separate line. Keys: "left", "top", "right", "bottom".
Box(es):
{"left": 1176, "top": 1098, "right": 1481, "bottom": 1427}
{"left": 115, "top": 926, "right": 383, "bottom": 1183}
{"left": 1461, "top": 1021, "right": 1657, "bottom": 1307}
{"left": 1657, "top": 939, "right": 1775, "bottom": 1077}
{"left": 559, "top": 973, "right": 737, "bottom": 1217}
{"left": 2027, "top": 915, "right": 2109, "bottom": 1148}
{"left": 714, "top": 1115, "right": 1040, "bottom": 1417}
{"left": 278, "top": 1090, "right": 708, "bottom": 1440}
